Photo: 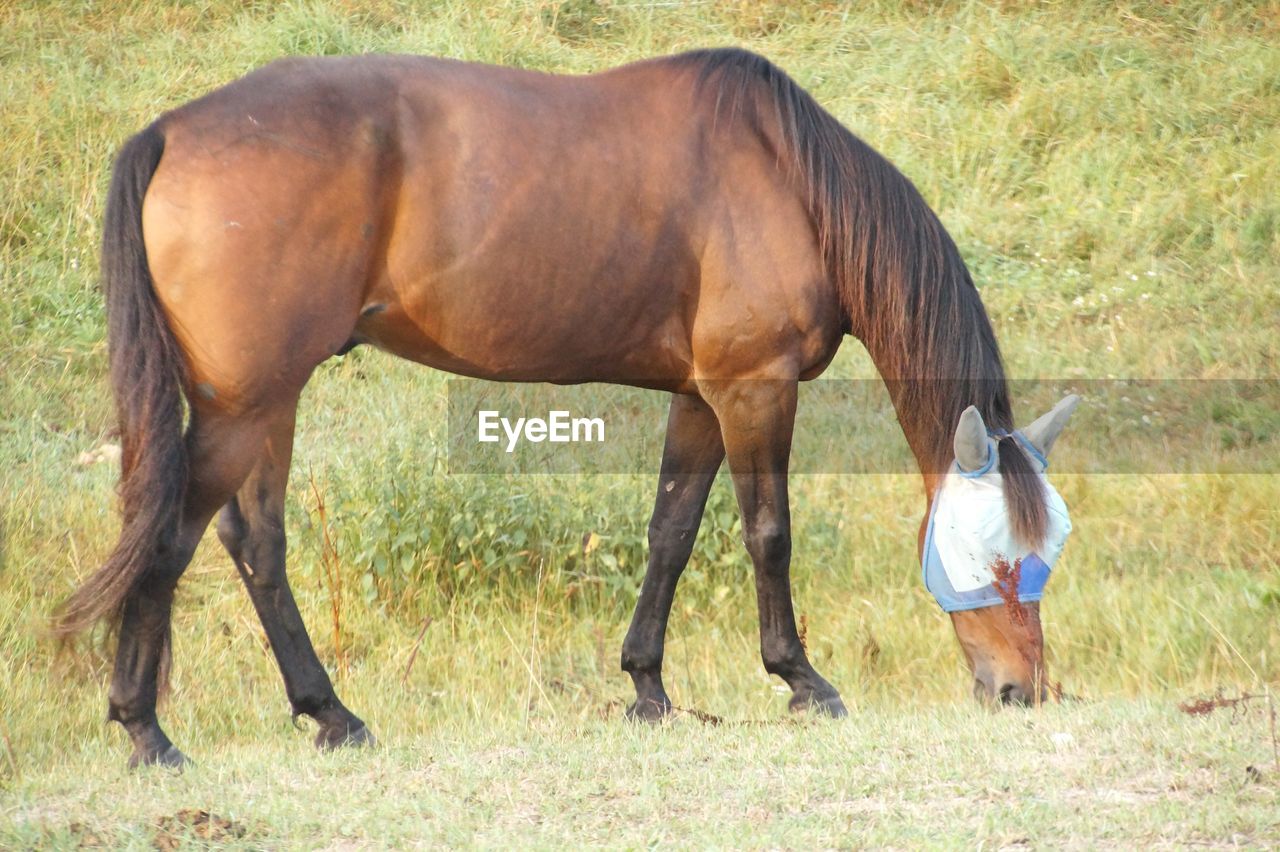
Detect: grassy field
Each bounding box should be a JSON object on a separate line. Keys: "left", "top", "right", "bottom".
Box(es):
{"left": 3, "top": 701, "right": 1276, "bottom": 848}
{"left": 2, "top": 0, "right": 1278, "bottom": 847}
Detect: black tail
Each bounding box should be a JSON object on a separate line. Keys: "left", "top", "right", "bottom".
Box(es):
{"left": 55, "top": 123, "right": 190, "bottom": 637}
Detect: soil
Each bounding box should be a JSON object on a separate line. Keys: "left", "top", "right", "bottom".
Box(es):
{"left": 152, "top": 809, "right": 247, "bottom": 849}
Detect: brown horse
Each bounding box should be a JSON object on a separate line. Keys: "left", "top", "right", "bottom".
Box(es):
{"left": 58, "top": 49, "right": 1078, "bottom": 768}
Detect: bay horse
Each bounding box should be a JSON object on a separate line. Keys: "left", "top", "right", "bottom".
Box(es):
{"left": 58, "top": 48, "right": 1078, "bottom": 768}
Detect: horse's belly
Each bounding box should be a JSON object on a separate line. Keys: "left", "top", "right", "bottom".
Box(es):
{"left": 352, "top": 268, "right": 698, "bottom": 388}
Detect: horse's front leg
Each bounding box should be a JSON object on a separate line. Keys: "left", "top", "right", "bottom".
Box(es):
{"left": 620, "top": 394, "right": 725, "bottom": 720}
{"left": 705, "top": 378, "right": 847, "bottom": 717}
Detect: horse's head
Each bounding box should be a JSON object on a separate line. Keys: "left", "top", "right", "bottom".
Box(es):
{"left": 922, "top": 395, "right": 1080, "bottom": 706}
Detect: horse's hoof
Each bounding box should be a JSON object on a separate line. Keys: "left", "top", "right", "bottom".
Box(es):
{"left": 128, "top": 744, "right": 189, "bottom": 771}
{"left": 624, "top": 697, "right": 674, "bottom": 723}
{"left": 315, "top": 722, "right": 377, "bottom": 751}
{"left": 788, "top": 692, "right": 848, "bottom": 719}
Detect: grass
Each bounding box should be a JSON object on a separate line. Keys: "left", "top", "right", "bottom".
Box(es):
{"left": 2, "top": 0, "right": 1278, "bottom": 846}
{"left": 4, "top": 701, "right": 1278, "bottom": 848}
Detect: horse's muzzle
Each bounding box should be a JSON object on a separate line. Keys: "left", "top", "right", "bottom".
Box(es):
{"left": 973, "top": 677, "right": 1044, "bottom": 707}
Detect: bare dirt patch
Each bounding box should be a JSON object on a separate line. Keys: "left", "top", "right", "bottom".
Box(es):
{"left": 67, "top": 821, "right": 112, "bottom": 848}
{"left": 152, "top": 809, "right": 247, "bottom": 849}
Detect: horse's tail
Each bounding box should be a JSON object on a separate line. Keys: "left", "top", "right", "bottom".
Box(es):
{"left": 55, "top": 123, "right": 191, "bottom": 637}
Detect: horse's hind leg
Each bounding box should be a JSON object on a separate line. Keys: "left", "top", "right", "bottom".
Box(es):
{"left": 110, "top": 513, "right": 211, "bottom": 768}
{"left": 215, "top": 400, "right": 371, "bottom": 749}
{"left": 109, "top": 413, "right": 266, "bottom": 768}
{"left": 621, "top": 394, "right": 724, "bottom": 720}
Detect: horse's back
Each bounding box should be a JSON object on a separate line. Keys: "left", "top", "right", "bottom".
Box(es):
{"left": 141, "top": 53, "right": 836, "bottom": 403}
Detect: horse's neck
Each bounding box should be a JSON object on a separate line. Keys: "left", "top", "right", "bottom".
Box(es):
{"left": 859, "top": 310, "right": 1009, "bottom": 485}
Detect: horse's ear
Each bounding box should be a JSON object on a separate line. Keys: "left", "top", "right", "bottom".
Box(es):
{"left": 1021, "top": 394, "right": 1081, "bottom": 457}
{"left": 953, "top": 405, "right": 989, "bottom": 472}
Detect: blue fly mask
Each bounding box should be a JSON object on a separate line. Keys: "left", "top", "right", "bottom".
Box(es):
{"left": 922, "top": 396, "right": 1079, "bottom": 613}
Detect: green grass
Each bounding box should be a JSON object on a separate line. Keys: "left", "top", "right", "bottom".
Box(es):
{"left": 2, "top": 0, "right": 1278, "bottom": 846}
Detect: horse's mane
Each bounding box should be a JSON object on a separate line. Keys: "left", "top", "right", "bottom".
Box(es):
{"left": 676, "top": 47, "right": 1047, "bottom": 547}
